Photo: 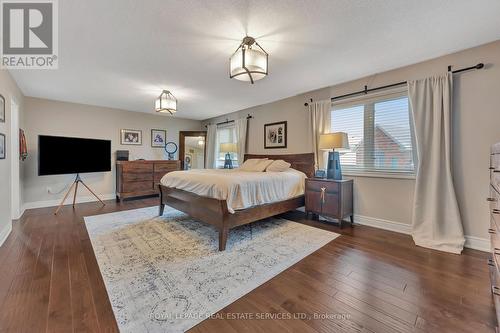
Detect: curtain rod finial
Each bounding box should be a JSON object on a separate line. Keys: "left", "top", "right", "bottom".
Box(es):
{"left": 476, "top": 63, "right": 485, "bottom": 69}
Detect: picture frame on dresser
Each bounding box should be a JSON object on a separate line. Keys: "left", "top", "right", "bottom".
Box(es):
{"left": 0, "top": 133, "right": 5, "bottom": 159}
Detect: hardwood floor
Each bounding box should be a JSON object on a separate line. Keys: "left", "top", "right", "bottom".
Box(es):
{"left": 0, "top": 198, "right": 495, "bottom": 332}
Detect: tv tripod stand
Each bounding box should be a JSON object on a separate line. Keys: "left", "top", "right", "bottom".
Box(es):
{"left": 54, "top": 173, "right": 105, "bottom": 215}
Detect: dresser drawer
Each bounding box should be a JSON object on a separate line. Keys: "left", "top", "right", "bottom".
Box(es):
{"left": 488, "top": 186, "right": 500, "bottom": 210}
{"left": 122, "top": 181, "right": 153, "bottom": 193}
{"left": 492, "top": 153, "right": 500, "bottom": 170}
{"left": 489, "top": 260, "right": 500, "bottom": 326}
{"left": 123, "top": 172, "right": 153, "bottom": 182}
{"left": 154, "top": 163, "right": 179, "bottom": 173}
{"left": 122, "top": 163, "right": 154, "bottom": 173}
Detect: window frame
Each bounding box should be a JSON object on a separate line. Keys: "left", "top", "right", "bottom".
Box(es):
{"left": 331, "top": 87, "right": 417, "bottom": 179}
{"left": 215, "top": 122, "right": 240, "bottom": 168}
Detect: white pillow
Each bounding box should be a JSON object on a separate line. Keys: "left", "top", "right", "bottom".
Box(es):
{"left": 240, "top": 158, "right": 273, "bottom": 172}
{"left": 266, "top": 159, "right": 291, "bottom": 172}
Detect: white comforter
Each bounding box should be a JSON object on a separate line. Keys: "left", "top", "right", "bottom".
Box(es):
{"left": 160, "top": 168, "right": 306, "bottom": 213}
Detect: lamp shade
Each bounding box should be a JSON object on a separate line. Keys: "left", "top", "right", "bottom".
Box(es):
{"left": 155, "top": 90, "right": 177, "bottom": 114}
{"left": 220, "top": 142, "right": 237, "bottom": 153}
{"left": 230, "top": 36, "right": 268, "bottom": 84}
{"left": 318, "top": 132, "right": 349, "bottom": 150}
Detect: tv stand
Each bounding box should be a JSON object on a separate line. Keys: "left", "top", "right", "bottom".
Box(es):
{"left": 54, "top": 173, "right": 105, "bottom": 215}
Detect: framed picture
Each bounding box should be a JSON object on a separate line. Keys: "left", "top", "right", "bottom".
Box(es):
{"left": 264, "top": 121, "right": 287, "bottom": 149}
{"left": 0, "top": 95, "right": 5, "bottom": 123}
{"left": 151, "top": 129, "right": 166, "bottom": 148}
{"left": 0, "top": 133, "right": 5, "bottom": 159}
{"left": 120, "top": 129, "right": 142, "bottom": 145}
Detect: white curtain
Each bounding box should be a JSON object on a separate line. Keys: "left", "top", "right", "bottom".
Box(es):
{"left": 234, "top": 118, "right": 248, "bottom": 166}
{"left": 206, "top": 124, "right": 217, "bottom": 169}
{"left": 309, "top": 100, "right": 331, "bottom": 170}
{"left": 408, "top": 73, "right": 465, "bottom": 254}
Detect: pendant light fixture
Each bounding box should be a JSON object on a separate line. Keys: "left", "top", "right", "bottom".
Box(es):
{"left": 155, "top": 90, "right": 177, "bottom": 115}
{"left": 229, "top": 36, "right": 268, "bottom": 84}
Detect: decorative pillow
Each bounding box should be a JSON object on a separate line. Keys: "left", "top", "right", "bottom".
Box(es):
{"left": 266, "top": 159, "right": 291, "bottom": 172}
{"left": 240, "top": 158, "right": 273, "bottom": 172}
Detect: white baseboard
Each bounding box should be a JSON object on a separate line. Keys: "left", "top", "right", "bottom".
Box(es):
{"left": 23, "top": 193, "right": 116, "bottom": 211}
{"left": 354, "top": 214, "right": 412, "bottom": 235}
{"left": 353, "top": 214, "right": 488, "bottom": 252}
{"left": 0, "top": 221, "right": 12, "bottom": 248}
{"left": 464, "top": 235, "right": 490, "bottom": 252}
{"left": 12, "top": 207, "right": 25, "bottom": 220}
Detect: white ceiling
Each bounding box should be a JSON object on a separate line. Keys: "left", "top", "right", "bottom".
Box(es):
{"left": 9, "top": 0, "right": 500, "bottom": 120}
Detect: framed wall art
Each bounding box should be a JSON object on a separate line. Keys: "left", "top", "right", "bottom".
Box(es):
{"left": 264, "top": 121, "right": 287, "bottom": 149}
{"left": 0, "top": 133, "right": 5, "bottom": 159}
{"left": 0, "top": 95, "right": 5, "bottom": 123}
{"left": 151, "top": 129, "right": 166, "bottom": 148}
{"left": 120, "top": 129, "right": 142, "bottom": 145}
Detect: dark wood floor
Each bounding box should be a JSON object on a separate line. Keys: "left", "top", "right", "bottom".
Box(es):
{"left": 0, "top": 197, "right": 495, "bottom": 332}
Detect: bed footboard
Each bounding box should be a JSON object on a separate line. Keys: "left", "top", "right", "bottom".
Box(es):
{"left": 159, "top": 184, "right": 304, "bottom": 251}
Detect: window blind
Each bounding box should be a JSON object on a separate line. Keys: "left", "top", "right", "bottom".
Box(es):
{"left": 331, "top": 91, "right": 415, "bottom": 174}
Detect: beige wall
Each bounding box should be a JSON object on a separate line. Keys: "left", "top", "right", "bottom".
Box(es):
{"left": 0, "top": 69, "right": 24, "bottom": 244}
{"left": 203, "top": 40, "right": 500, "bottom": 240}
{"left": 23, "top": 97, "right": 201, "bottom": 205}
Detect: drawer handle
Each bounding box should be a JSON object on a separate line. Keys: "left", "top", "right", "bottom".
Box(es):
{"left": 320, "top": 187, "right": 326, "bottom": 203}
{"left": 494, "top": 170, "right": 500, "bottom": 173}
{"left": 488, "top": 258, "right": 496, "bottom": 266}
{"left": 493, "top": 286, "right": 500, "bottom": 296}
{"left": 494, "top": 209, "right": 500, "bottom": 214}
{"left": 487, "top": 197, "right": 498, "bottom": 202}
{"left": 490, "top": 167, "right": 496, "bottom": 170}
{"left": 495, "top": 248, "right": 500, "bottom": 255}
{"left": 489, "top": 228, "right": 496, "bottom": 234}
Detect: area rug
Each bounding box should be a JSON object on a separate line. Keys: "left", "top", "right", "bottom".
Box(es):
{"left": 84, "top": 206, "right": 339, "bottom": 333}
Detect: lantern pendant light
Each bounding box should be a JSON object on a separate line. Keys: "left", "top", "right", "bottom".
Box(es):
{"left": 229, "top": 36, "right": 268, "bottom": 84}
{"left": 155, "top": 90, "right": 177, "bottom": 115}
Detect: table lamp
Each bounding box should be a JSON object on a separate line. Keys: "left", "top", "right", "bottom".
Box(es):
{"left": 319, "top": 132, "right": 349, "bottom": 180}
{"left": 220, "top": 142, "right": 237, "bottom": 169}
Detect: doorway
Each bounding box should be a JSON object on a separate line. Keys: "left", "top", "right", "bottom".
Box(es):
{"left": 179, "top": 131, "right": 207, "bottom": 170}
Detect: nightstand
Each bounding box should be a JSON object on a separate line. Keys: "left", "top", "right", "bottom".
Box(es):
{"left": 305, "top": 178, "right": 353, "bottom": 228}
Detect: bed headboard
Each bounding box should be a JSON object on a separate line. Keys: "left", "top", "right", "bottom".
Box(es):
{"left": 244, "top": 153, "right": 315, "bottom": 178}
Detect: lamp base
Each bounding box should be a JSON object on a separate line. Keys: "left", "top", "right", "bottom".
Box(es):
{"left": 223, "top": 153, "right": 233, "bottom": 169}
{"left": 326, "top": 151, "right": 342, "bottom": 180}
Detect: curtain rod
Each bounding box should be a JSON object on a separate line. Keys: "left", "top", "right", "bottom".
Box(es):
{"left": 204, "top": 114, "right": 253, "bottom": 128}
{"left": 304, "top": 63, "right": 484, "bottom": 106}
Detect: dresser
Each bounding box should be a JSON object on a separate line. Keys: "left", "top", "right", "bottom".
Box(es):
{"left": 305, "top": 178, "right": 353, "bottom": 228}
{"left": 116, "top": 160, "right": 181, "bottom": 201}
{"left": 489, "top": 143, "right": 500, "bottom": 329}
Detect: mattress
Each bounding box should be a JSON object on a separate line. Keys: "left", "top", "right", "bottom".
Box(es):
{"left": 160, "top": 168, "right": 306, "bottom": 213}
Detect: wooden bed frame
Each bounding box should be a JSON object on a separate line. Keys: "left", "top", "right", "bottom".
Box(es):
{"left": 159, "top": 153, "right": 315, "bottom": 251}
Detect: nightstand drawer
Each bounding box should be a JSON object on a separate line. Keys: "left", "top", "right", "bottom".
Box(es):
{"left": 306, "top": 180, "right": 339, "bottom": 194}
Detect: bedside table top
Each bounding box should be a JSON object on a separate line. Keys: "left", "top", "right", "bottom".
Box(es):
{"left": 307, "top": 178, "right": 352, "bottom": 183}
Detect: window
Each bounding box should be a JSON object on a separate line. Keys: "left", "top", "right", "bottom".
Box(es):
{"left": 216, "top": 124, "right": 239, "bottom": 168}
{"left": 331, "top": 90, "right": 415, "bottom": 176}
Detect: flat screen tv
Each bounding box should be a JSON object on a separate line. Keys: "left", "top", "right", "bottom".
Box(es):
{"left": 38, "top": 135, "right": 111, "bottom": 176}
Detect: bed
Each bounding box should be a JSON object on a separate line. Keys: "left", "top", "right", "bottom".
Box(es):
{"left": 158, "top": 153, "right": 314, "bottom": 251}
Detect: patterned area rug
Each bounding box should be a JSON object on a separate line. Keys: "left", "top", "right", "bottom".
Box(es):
{"left": 84, "top": 206, "right": 339, "bottom": 333}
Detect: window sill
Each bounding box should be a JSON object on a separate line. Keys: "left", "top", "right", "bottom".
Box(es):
{"left": 342, "top": 171, "right": 416, "bottom": 180}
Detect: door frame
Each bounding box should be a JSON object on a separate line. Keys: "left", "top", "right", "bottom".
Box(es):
{"left": 179, "top": 131, "right": 207, "bottom": 170}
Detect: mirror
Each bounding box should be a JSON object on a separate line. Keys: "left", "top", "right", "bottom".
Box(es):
{"left": 179, "top": 131, "right": 207, "bottom": 170}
